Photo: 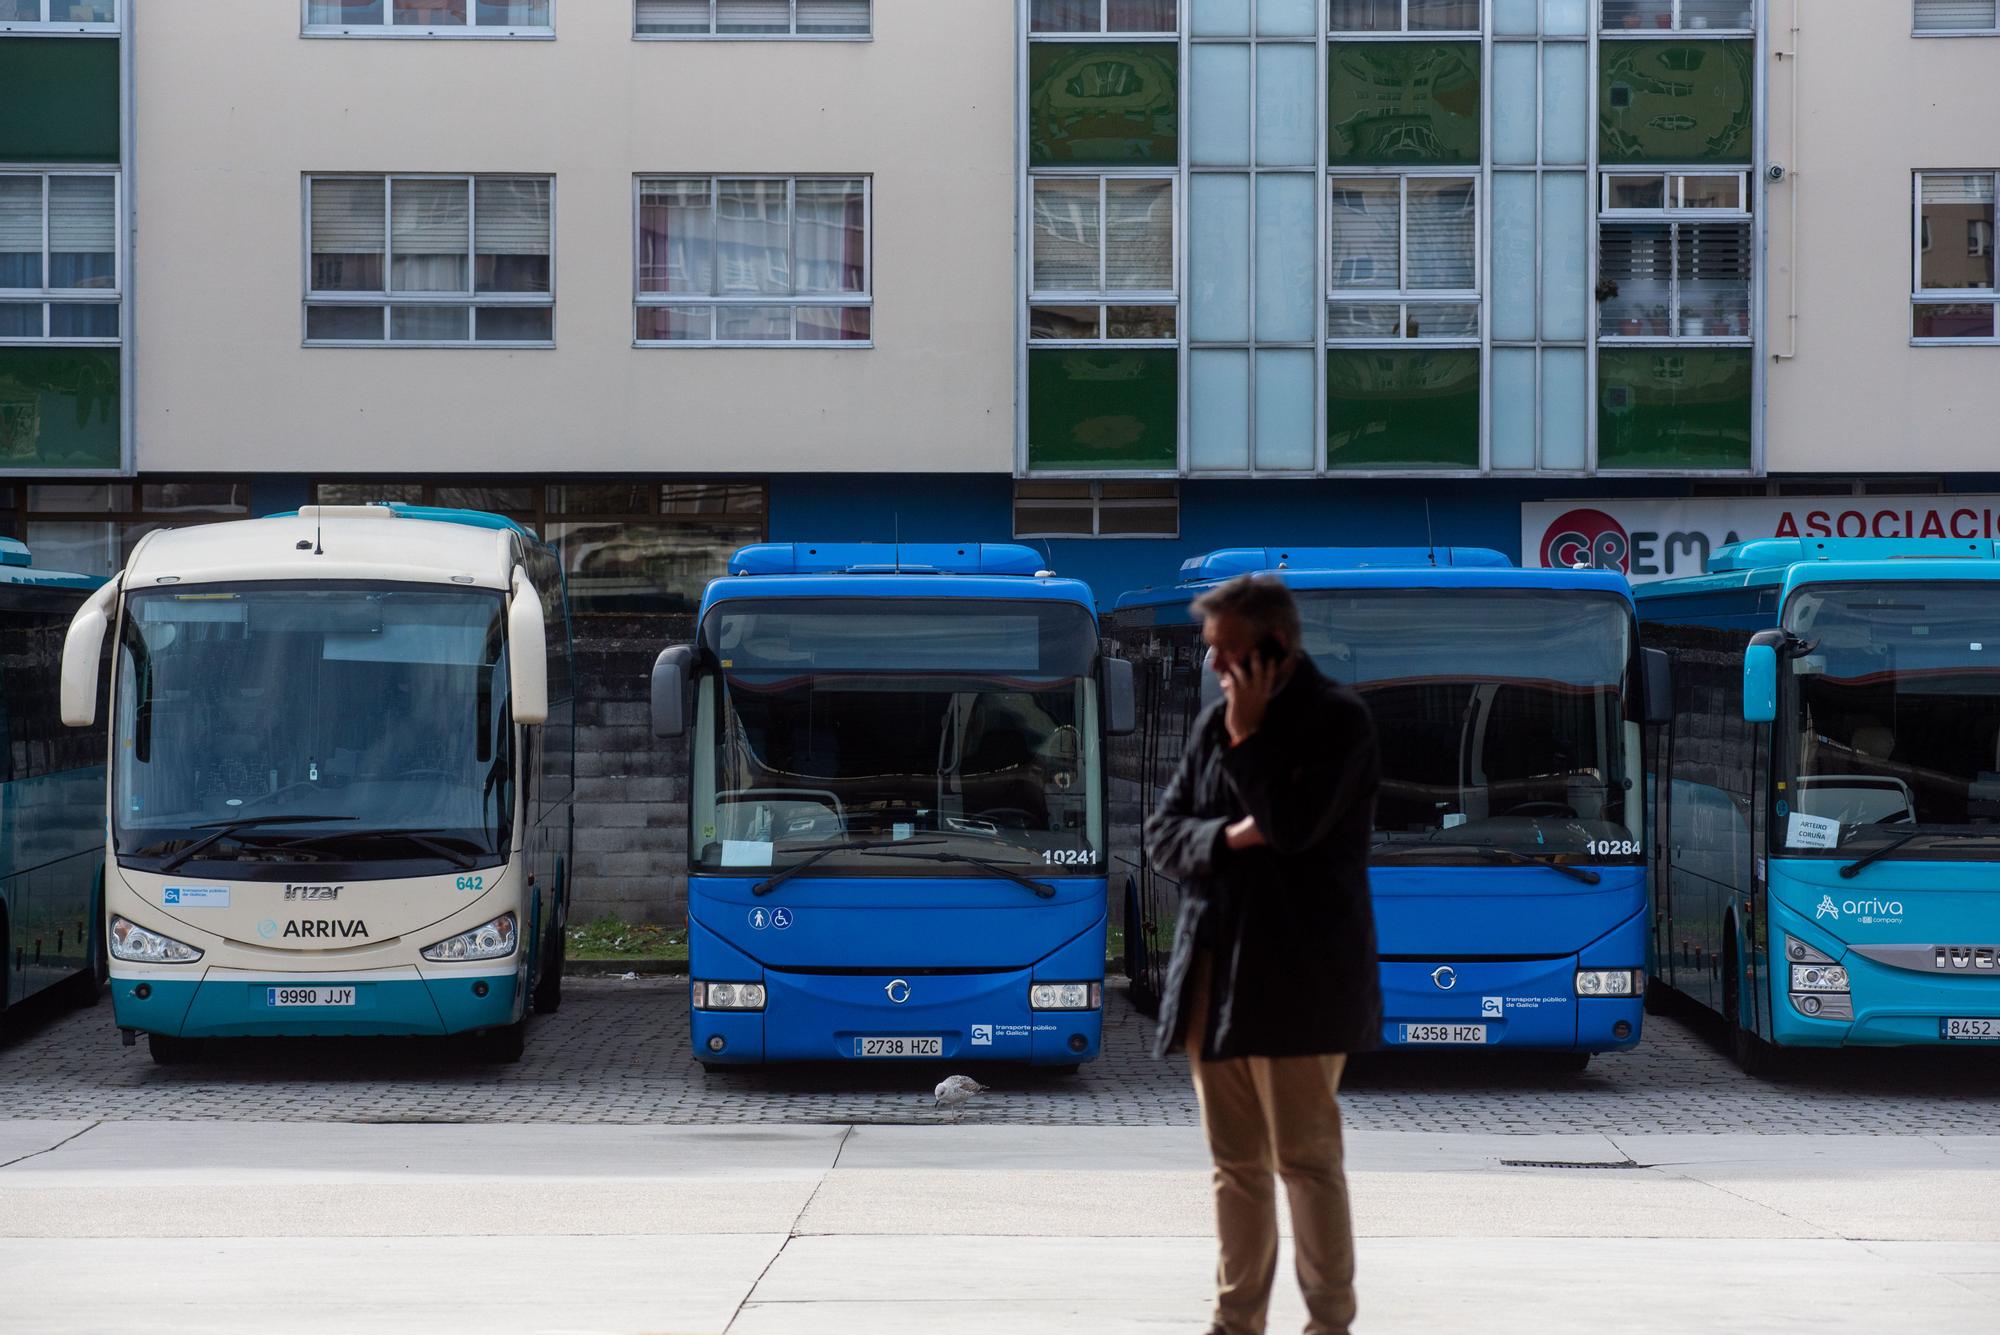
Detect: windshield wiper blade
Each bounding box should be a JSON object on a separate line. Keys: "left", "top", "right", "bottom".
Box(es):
{"left": 1838, "top": 827, "right": 1997, "bottom": 879}
{"left": 248, "top": 827, "right": 485, "bottom": 870}
{"left": 750, "top": 838, "right": 943, "bottom": 897}
{"left": 1373, "top": 838, "right": 1601, "bottom": 885}
{"left": 864, "top": 849, "right": 1058, "bottom": 899}
{"left": 158, "top": 815, "right": 357, "bottom": 873}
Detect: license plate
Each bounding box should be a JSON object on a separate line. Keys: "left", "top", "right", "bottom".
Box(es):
{"left": 265, "top": 986, "right": 357, "bottom": 1008}
{"left": 853, "top": 1036, "right": 943, "bottom": 1058}
{"left": 1397, "top": 1023, "right": 1490, "bottom": 1045}
{"left": 1941, "top": 1017, "right": 2000, "bottom": 1041}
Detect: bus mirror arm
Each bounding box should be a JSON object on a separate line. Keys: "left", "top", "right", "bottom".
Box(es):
{"left": 508, "top": 568, "right": 550, "bottom": 726}
{"left": 1103, "top": 657, "right": 1136, "bottom": 736}
{"left": 60, "top": 579, "right": 119, "bottom": 728}
{"left": 652, "top": 645, "right": 694, "bottom": 739}
{"left": 1641, "top": 647, "right": 1673, "bottom": 726}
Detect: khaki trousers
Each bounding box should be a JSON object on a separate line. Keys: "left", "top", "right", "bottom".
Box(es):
{"left": 1185, "top": 959, "right": 1356, "bottom": 1335}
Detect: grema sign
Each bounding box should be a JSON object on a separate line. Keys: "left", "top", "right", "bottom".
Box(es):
{"left": 1521, "top": 496, "right": 2000, "bottom": 584}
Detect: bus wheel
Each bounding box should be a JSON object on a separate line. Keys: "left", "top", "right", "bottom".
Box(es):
{"left": 532, "top": 915, "right": 566, "bottom": 1015}
{"left": 1723, "top": 937, "right": 1783, "bottom": 1079}
{"left": 147, "top": 1034, "right": 204, "bottom": 1066}
{"left": 1543, "top": 1052, "right": 1591, "bottom": 1074}
{"left": 478, "top": 1019, "right": 527, "bottom": 1064}
{"left": 66, "top": 903, "right": 107, "bottom": 1008}
{"left": 1642, "top": 979, "right": 1674, "bottom": 1016}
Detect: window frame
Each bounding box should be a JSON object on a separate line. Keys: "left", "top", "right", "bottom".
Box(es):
{"left": 1597, "top": 1, "right": 1754, "bottom": 34}
{"left": 1600, "top": 170, "right": 1751, "bottom": 215}
{"left": 300, "top": 0, "right": 555, "bottom": 39}
{"left": 1912, "top": 0, "right": 2000, "bottom": 37}
{"left": 301, "top": 172, "right": 557, "bottom": 349}
{"left": 1326, "top": 171, "right": 1483, "bottom": 345}
{"left": 1911, "top": 169, "right": 2000, "bottom": 346}
{"left": 632, "top": 0, "right": 873, "bottom": 42}
{"left": 632, "top": 173, "right": 874, "bottom": 350}
{"left": 1328, "top": 0, "right": 1482, "bottom": 36}
{"left": 0, "top": 0, "right": 117, "bottom": 34}
{"left": 1012, "top": 480, "right": 1181, "bottom": 539}
{"left": 1028, "top": 0, "right": 1180, "bottom": 37}
{"left": 1029, "top": 171, "right": 1179, "bottom": 346}
{"left": 0, "top": 168, "right": 123, "bottom": 347}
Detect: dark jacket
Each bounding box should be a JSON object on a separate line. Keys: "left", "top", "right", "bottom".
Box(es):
{"left": 1146, "top": 656, "right": 1382, "bottom": 1060}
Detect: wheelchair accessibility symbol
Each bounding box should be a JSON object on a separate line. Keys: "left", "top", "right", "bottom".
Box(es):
{"left": 772, "top": 907, "right": 793, "bottom": 930}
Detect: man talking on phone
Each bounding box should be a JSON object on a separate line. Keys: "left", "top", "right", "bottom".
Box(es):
{"left": 1144, "top": 573, "right": 1381, "bottom": 1335}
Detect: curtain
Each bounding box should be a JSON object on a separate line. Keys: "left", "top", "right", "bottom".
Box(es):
{"left": 715, "top": 180, "right": 789, "bottom": 296}
{"left": 639, "top": 179, "right": 714, "bottom": 294}
{"left": 1406, "top": 177, "right": 1475, "bottom": 290}
{"left": 1032, "top": 179, "right": 1100, "bottom": 292}
{"left": 1329, "top": 178, "right": 1398, "bottom": 289}
{"left": 390, "top": 178, "right": 469, "bottom": 293}
{"left": 793, "top": 179, "right": 866, "bottom": 295}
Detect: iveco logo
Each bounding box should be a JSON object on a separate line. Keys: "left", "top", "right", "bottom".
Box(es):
{"left": 1936, "top": 947, "right": 1998, "bottom": 972}
{"left": 885, "top": 978, "right": 911, "bottom": 1004}
{"left": 1430, "top": 966, "right": 1458, "bottom": 991}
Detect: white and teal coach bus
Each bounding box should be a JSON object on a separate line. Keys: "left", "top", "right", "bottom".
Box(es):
{"left": 60, "top": 504, "right": 574, "bottom": 1064}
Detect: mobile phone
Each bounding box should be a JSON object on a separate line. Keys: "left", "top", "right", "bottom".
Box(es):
{"left": 1254, "top": 635, "right": 1286, "bottom": 667}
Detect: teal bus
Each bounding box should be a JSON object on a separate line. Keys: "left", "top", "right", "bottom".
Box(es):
{"left": 0, "top": 538, "right": 109, "bottom": 1037}
{"left": 1636, "top": 538, "right": 2000, "bottom": 1073}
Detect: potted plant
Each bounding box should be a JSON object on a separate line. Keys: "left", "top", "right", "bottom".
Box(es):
{"left": 1647, "top": 303, "right": 1671, "bottom": 336}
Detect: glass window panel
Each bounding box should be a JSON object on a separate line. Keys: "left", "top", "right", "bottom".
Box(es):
{"left": 1328, "top": 0, "right": 1399, "bottom": 30}
{"left": 795, "top": 305, "right": 871, "bottom": 341}
{"left": 1255, "top": 173, "right": 1316, "bottom": 342}
{"left": 1099, "top": 502, "right": 1180, "bottom": 536}
{"left": 1329, "top": 176, "right": 1399, "bottom": 290}
{"left": 28, "top": 482, "right": 128, "bottom": 512}
{"left": 1680, "top": 0, "right": 1752, "bottom": 29}
{"left": 1540, "top": 172, "right": 1588, "bottom": 340}
{"left": 1492, "top": 44, "right": 1538, "bottom": 166}
{"left": 635, "top": 0, "right": 711, "bottom": 35}
{"left": 1600, "top": 40, "right": 1755, "bottom": 165}
{"left": 0, "top": 177, "right": 42, "bottom": 290}
{"left": 1408, "top": 0, "right": 1479, "bottom": 29}
{"left": 1328, "top": 41, "right": 1482, "bottom": 166}
{"left": 1015, "top": 504, "right": 1096, "bottom": 537}
{"left": 1490, "top": 171, "right": 1536, "bottom": 341}
{"left": 310, "top": 178, "right": 385, "bottom": 293}
{"left": 1191, "top": 0, "right": 1248, "bottom": 34}
{"left": 1189, "top": 348, "right": 1251, "bottom": 471}
{"left": 1916, "top": 1, "right": 1999, "bottom": 31}
{"left": 661, "top": 483, "right": 766, "bottom": 515}
{"left": 1016, "top": 481, "right": 1096, "bottom": 499}
{"left": 717, "top": 0, "right": 789, "bottom": 34}
{"left": 1105, "top": 178, "right": 1173, "bottom": 290}
{"left": 389, "top": 177, "right": 469, "bottom": 293}
{"left": 1913, "top": 303, "right": 1997, "bottom": 339}
{"left": 1255, "top": 43, "right": 1318, "bottom": 167}
{"left": 548, "top": 484, "right": 654, "bottom": 515}
{"left": 474, "top": 306, "right": 553, "bottom": 341}
{"left": 1597, "top": 347, "right": 1752, "bottom": 470}
{"left": 305, "top": 305, "right": 385, "bottom": 340}
{"left": 308, "top": 1, "right": 386, "bottom": 21}
{"left": 1920, "top": 174, "right": 1995, "bottom": 291}
{"left": 392, "top": 0, "right": 466, "bottom": 24}
{"left": 473, "top": 177, "right": 550, "bottom": 294}
{"left": 0, "top": 302, "right": 39, "bottom": 336}
{"left": 1677, "top": 174, "right": 1742, "bottom": 210}
{"left": 1031, "top": 305, "right": 1102, "bottom": 339}
{"left": 1106, "top": 304, "right": 1177, "bottom": 338}
{"left": 47, "top": 176, "right": 113, "bottom": 290}
{"left": 1189, "top": 173, "right": 1251, "bottom": 341}
{"left": 0, "top": 0, "right": 42, "bottom": 17}
{"left": 1406, "top": 301, "right": 1478, "bottom": 337}
{"left": 1327, "top": 301, "right": 1403, "bottom": 338}
{"left": 0, "top": 349, "right": 119, "bottom": 468}
{"left": 67, "top": 2, "right": 116, "bottom": 20}
{"left": 715, "top": 180, "right": 790, "bottom": 296}
{"left": 1190, "top": 43, "right": 1251, "bottom": 166}
{"left": 1257, "top": 0, "right": 1316, "bottom": 37}
{"left": 24, "top": 520, "right": 117, "bottom": 578}
{"left": 1255, "top": 348, "right": 1315, "bottom": 471}
{"left": 1541, "top": 347, "right": 1588, "bottom": 470}
{"left": 1678, "top": 221, "right": 1751, "bottom": 335}
{"left": 1541, "top": 41, "right": 1588, "bottom": 165}
{"left": 1326, "top": 347, "right": 1480, "bottom": 469}
{"left": 1107, "top": 0, "right": 1176, "bottom": 30}
{"left": 143, "top": 483, "right": 248, "bottom": 513}
{"left": 640, "top": 179, "right": 715, "bottom": 295}
{"left": 389, "top": 304, "right": 469, "bottom": 341}
{"left": 716, "top": 305, "right": 793, "bottom": 340}
{"left": 1544, "top": 0, "right": 1588, "bottom": 33}
{"left": 47, "top": 302, "right": 114, "bottom": 338}
{"left": 1032, "top": 0, "right": 1098, "bottom": 32}
{"left": 1028, "top": 43, "right": 1181, "bottom": 168}
{"left": 1599, "top": 222, "right": 1671, "bottom": 335}
{"left": 794, "top": 179, "right": 867, "bottom": 296}
{"left": 1407, "top": 177, "right": 1476, "bottom": 290}
{"left": 551, "top": 519, "right": 764, "bottom": 617}
{"left": 474, "top": 1, "right": 549, "bottom": 23}
{"left": 1607, "top": 174, "right": 1666, "bottom": 210}
{"left": 796, "top": 0, "right": 870, "bottom": 35}
{"left": 1027, "top": 347, "right": 1178, "bottom": 471}
{"left": 636, "top": 305, "right": 713, "bottom": 341}
{"left": 1032, "top": 179, "right": 1102, "bottom": 292}
{"left": 1494, "top": 0, "right": 1537, "bottom": 33}
{"left": 1601, "top": 0, "right": 1671, "bottom": 26}
{"left": 1491, "top": 347, "right": 1536, "bottom": 470}
{"left": 1101, "top": 481, "right": 1178, "bottom": 499}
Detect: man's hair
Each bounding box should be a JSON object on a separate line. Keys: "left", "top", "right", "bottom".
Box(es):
{"left": 1189, "top": 573, "right": 1302, "bottom": 645}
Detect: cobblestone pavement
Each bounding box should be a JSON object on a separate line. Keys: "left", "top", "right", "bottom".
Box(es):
{"left": 4, "top": 978, "right": 1998, "bottom": 1132}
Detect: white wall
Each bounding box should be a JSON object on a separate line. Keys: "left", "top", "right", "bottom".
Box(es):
{"left": 1765, "top": 0, "right": 2000, "bottom": 474}
{"left": 132, "top": 0, "right": 1015, "bottom": 475}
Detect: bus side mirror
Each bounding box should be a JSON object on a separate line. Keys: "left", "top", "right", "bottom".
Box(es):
{"left": 508, "top": 569, "right": 549, "bottom": 726}
{"left": 651, "top": 645, "right": 694, "bottom": 739}
{"left": 61, "top": 581, "right": 117, "bottom": 727}
{"left": 1743, "top": 643, "right": 1778, "bottom": 724}
{"left": 1642, "top": 647, "right": 1673, "bottom": 726}
{"left": 1103, "top": 657, "right": 1135, "bottom": 736}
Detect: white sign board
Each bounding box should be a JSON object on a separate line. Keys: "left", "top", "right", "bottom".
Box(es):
{"left": 1520, "top": 496, "right": 2000, "bottom": 584}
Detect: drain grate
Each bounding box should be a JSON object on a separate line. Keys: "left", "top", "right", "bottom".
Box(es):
{"left": 1500, "top": 1159, "right": 1647, "bottom": 1170}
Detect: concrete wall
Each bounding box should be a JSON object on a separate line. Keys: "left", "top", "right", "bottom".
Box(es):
{"left": 131, "top": 0, "right": 1015, "bottom": 475}
{"left": 1765, "top": 0, "right": 2000, "bottom": 472}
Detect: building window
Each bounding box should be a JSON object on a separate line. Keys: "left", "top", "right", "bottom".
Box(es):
{"left": 0, "top": 482, "right": 246, "bottom": 580}
{"left": 1031, "top": 0, "right": 1177, "bottom": 34}
{"left": 1329, "top": 0, "right": 1479, "bottom": 34}
{"left": 636, "top": 176, "right": 870, "bottom": 346}
{"left": 1598, "top": 174, "right": 1750, "bottom": 340}
{"left": 0, "top": 170, "right": 120, "bottom": 343}
{"left": 635, "top": 0, "right": 869, "bottom": 39}
{"left": 1014, "top": 481, "right": 1179, "bottom": 538}
{"left": 303, "top": 1, "right": 552, "bottom": 36}
{"left": 1031, "top": 176, "right": 1176, "bottom": 342}
{"left": 1600, "top": 1, "right": 1752, "bottom": 31}
{"left": 1328, "top": 174, "right": 1479, "bottom": 341}
{"left": 304, "top": 174, "right": 554, "bottom": 346}
{"left": 1915, "top": 1, "right": 2000, "bottom": 34}
{"left": 1914, "top": 171, "right": 1998, "bottom": 341}
{"left": 0, "top": 0, "right": 116, "bottom": 32}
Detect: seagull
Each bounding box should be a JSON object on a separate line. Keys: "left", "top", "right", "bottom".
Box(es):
{"left": 933, "top": 1074, "right": 988, "bottom": 1117}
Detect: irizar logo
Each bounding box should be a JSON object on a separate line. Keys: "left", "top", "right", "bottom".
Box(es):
{"left": 283, "top": 884, "right": 342, "bottom": 903}
{"left": 284, "top": 919, "right": 369, "bottom": 940}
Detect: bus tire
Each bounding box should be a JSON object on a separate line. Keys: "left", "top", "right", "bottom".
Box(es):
{"left": 0, "top": 913, "right": 11, "bottom": 1045}
{"left": 1642, "top": 978, "right": 1675, "bottom": 1016}
{"left": 1544, "top": 1051, "right": 1591, "bottom": 1074}
{"left": 532, "top": 912, "right": 566, "bottom": 1015}
{"left": 65, "top": 884, "right": 107, "bottom": 1008}
{"left": 147, "top": 1033, "right": 203, "bottom": 1066}
{"left": 1044, "top": 1063, "right": 1081, "bottom": 1076}
{"left": 1723, "top": 934, "right": 1783, "bottom": 1079}
{"left": 479, "top": 1019, "right": 527, "bottom": 1064}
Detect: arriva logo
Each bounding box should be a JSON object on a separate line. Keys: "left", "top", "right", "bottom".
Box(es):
{"left": 1814, "top": 895, "right": 1906, "bottom": 924}
{"left": 1816, "top": 895, "right": 1839, "bottom": 921}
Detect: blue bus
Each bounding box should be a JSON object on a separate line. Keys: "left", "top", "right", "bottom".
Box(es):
{"left": 1110, "top": 548, "right": 1670, "bottom": 1067}
{"left": 0, "top": 538, "right": 109, "bottom": 1038}
{"left": 1637, "top": 537, "right": 2000, "bottom": 1074}
{"left": 650, "top": 543, "right": 1134, "bottom": 1069}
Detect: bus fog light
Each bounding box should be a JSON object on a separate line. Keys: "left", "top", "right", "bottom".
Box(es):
{"left": 1784, "top": 934, "right": 1835, "bottom": 965}
{"left": 1030, "top": 982, "right": 1101, "bottom": 1011}
{"left": 420, "top": 913, "right": 517, "bottom": 963}
{"left": 1575, "top": 970, "right": 1638, "bottom": 997}
{"left": 1790, "top": 963, "right": 1849, "bottom": 992}
{"left": 109, "top": 916, "right": 202, "bottom": 964}
{"left": 1799, "top": 995, "right": 1823, "bottom": 1016}
{"left": 694, "top": 981, "right": 765, "bottom": 1010}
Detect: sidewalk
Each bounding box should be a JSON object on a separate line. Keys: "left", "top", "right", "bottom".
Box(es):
{"left": 3, "top": 1121, "right": 1996, "bottom": 1334}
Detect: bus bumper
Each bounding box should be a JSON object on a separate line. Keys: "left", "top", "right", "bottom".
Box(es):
{"left": 110, "top": 966, "right": 523, "bottom": 1038}
{"left": 1379, "top": 955, "right": 1642, "bottom": 1053}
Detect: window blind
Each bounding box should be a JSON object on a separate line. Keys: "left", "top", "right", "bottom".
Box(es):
{"left": 1677, "top": 222, "right": 1751, "bottom": 321}
{"left": 0, "top": 178, "right": 40, "bottom": 254}
{"left": 390, "top": 178, "right": 470, "bottom": 254}
{"left": 1923, "top": 172, "right": 1997, "bottom": 205}
{"left": 1032, "top": 180, "right": 1100, "bottom": 292}
{"left": 47, "top": 177, "right": 114, "bottom": 253}
{"left": 1406, "top": 179, "right": 1476, "bottom": 291}
{"left": 1329, "top": 180, "right": 1398, "bottom": 290}
{"left": 475, "top": 178, "right": 550, "bottom": 256}
{"left": 310, "top": 178, "right": 386, "bottom": 254}
{"left": 1915, "top": 0, "right": 1999, "bottom": 30}
{"left": 636, "top": 0, "right": 710, "bottom": 33}
{"left": 716, "top": 0, "right": 789, "bottom": 32}
{"left": 796, "top": 0, "right": 868, "bottom": 33}
{"left": 1104, "top": 179, "right": 1171, "bottom": 291}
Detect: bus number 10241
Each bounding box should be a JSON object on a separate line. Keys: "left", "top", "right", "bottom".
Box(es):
{"left": 1041, "top": 850, "right": 1098, "bottom": 866}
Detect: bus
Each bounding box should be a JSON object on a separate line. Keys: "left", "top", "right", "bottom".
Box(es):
{"left": 0, "top": 539, "right": 109, "bottom": 1038}
{"left": 1110, "top": 548, "right": 1670, "bottom": 1067}
{"left": 1636, "top": 537, "right": 2000, "bottom": 1074}
{"left": 650, "top": 542, "right": 1134, "bottom": 1068}
{"left": 58, "top": 504, "right": 575, "bottom": 1064}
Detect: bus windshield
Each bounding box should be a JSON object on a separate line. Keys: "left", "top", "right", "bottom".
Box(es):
{"left": 1295, "top": 588, "right": 1642, "bottom": 863}
{"left": 1779, "top": 581, "right": 2000, "bottom": 859}
{"left": 113, "top": 583, "right": 514, "bottom": 871}
{"left": 692, "top": 598, "right": 1104, "bottom": 876}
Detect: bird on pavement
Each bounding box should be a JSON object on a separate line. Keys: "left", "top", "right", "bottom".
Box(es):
{"left": 933, "top": 1074, "right": 988, "bottom": 1116}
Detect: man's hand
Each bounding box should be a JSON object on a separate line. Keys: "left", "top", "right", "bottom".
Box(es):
{"left": 1224, "top": 816, "right": 1265, "bottom": 850}
{"left": 1221, "top": 650, "right": 1279, "bottom": 746}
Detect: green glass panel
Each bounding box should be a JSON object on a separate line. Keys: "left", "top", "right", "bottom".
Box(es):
{"left": 1325, "top": 348, "right": 1479, "bottom": 470}
{"left": 1028, "top": 348, "right": 1178, "bottom": 472}
{"left": 1327, "top": 41, "right": 1480, "bottom": 167}
{"left": 1599, "top": 40, "right": 1753, "bottom": 166}
{"left": 1597, "top": 347, "right": 1752, "bottom": 471}
{"left": 0, "top": 38, "right": 120, "bottom": 164}
{"left": 0, "top": 347, "right": 121, "bottom": 470}
{"left": 1028, "top": 41, "right": 1179, "bottom": 167}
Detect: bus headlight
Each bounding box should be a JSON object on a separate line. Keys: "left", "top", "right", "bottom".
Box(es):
{"left": 109, "top": 916, "right": 202, "bottom": 964}
{"left": 1574, "top": 970, "right": 1640, "bottom": 997}
{"left": 1791, "top": 963, "right": 1850, "bottom": 992}
{"left": 693, "top": 981, "right": 766, "bottom": 1010}
{"left": 421, "top": 913, "right": 517, "bottom": 962}
{"left": 1030, "top": 982, "right": 1102, "bottom": 1011}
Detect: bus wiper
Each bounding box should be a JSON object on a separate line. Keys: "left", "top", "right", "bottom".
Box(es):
{"left": 244, "top": 826, "right": 486, "bottom": 870}
{"left": 751, "top": 838, "right": 943, "bottom": 897}
{"left": 1372, "top": 838, "right": 1601, "bottom": 885}
{"left": 157, "top": 815, "right": 357, "bottom": 872}
{"left": 1839, "top": 827, "right": 1994, "bottom": 879}
{"left": 863, "top": 849, "right": 1058, "bottom": 899}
